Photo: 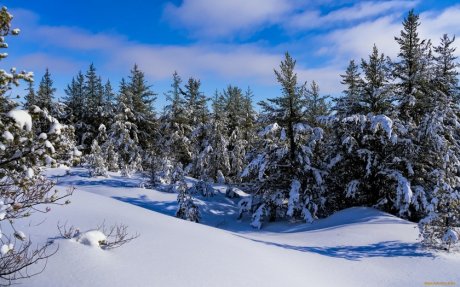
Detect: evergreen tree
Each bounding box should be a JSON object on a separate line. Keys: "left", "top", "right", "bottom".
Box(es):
{"left": 88, "top": 139, "right": 108, "bottom": 177}
{"left": 127, "top": 64, "right": 157, "bottom": 153}
{"left": 36, "top": 68, "right": 55, "bottom": 112}
{"left": 417, "top": 34, "right": 460, "bottom": 250}
{"left": 23, "top": 80, "right": 36, "bottom": 109}
{"left": 159, "top": 71, "right": 191, "bottom": 166}
{"left": 335, "top": 60, "right": 362, "bottom": 117}
{"left": 433, "top": 34, "right": 459, "bottom": 101}
{"left": 360, "top": 45, "right": 393, "bottom": 114}
{"left": 243, "top": 53, "right": 327, "bottom": 228}
{"left": 64, "top": 71, "right": 85, "bottom": 125}
{"left": 102, "top": 80, "right": 116, "bottom": 127}
{"left": 192, "top": 93, "right": 230, "bottom": 181}
{"left": 304, "top": 80, "right": 330, "bottom": 126}
{"left": 394, "top": 9, "right": 433, "bottom": 123}
{"left": 105, "top": 80, "right": 142, "bottom": 177}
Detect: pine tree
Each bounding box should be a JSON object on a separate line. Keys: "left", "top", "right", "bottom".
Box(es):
{"left": 243, "top": 53, "right": 327, "bottom": 227}
{"left": 184, "top": 77, "right": 209, "bottom": 173}
{"left": 88, "top": 139, "right": 108, "bottom": 177}
{"left": 360, "top": 45, "right": 393, "bottom": 114}
{"left": 394, "top": 9, "right": 433, "bottom": 123}
{"left": 64, "top": 71, "right": 85, "bottom": 125}
{"left": 36, "top": 68, "right": 55, "bottom": 113}
{"left": 127, "top": 64, "right": 157, "bottom": 153}
{"left": 335, "top": 60, "right": 362, "bottom": 117}
{"left": 23, "top": 81, "right": 36, "bottom": 109}
{"left": 80, "top": 64, "right": 105, "bottom": 153}
{"left": 192, "top": 93, "right": 230, "bottom": 181}
{"left": 105, "top": 80, "right": 142, "bottom": 177}
{"left": 176, "top": 180, "right": 200, "bottom": 223}
{"left": 159, "top": 71, "right": 191, "bottom": 166}
{"left": 433, "top": 34, "right": 459, "bottom": 101}
{"left": 102, "top": 80, "right": 116, "bottom": 127}
{"left": 304, "top": 80, "right": 330, "bottom": 126}
{"left": 417, "top": 34, "right": 460, "bottom": 250}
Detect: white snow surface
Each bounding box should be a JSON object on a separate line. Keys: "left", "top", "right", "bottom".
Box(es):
{"left": 6, "top": 109, "right": 32, "bottom": 131}
{"left": 12, "top": 167, "right": 460, "bottom": 287}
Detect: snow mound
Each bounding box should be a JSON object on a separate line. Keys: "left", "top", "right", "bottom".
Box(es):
{"left": 77, "top": 230, "right": 107, "bottom": 248}
{"left": 6, "top": 109, "right": 32, "bottom": 131}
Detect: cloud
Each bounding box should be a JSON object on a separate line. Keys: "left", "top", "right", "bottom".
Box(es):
{"left": 287, "top": 1, "right": 417, "bottom": 30}
{"left": 10, "top": 53, "right": 83, "bottom": 74}
{"left": 163, "top": 0, "right": 293, "bottom": 39}
{"left": 317, "top": 4, "right": 460, "bottom": 64}
{"left": 420, "top": 5, "right": 460, "bottom": 48}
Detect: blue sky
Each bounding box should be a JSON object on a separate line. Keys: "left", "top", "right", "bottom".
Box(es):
{"left": 4, "top": 0, "right": 460, "bottom": 107}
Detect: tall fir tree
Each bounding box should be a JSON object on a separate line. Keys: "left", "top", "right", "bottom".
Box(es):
{"left": 394, "top": 9, "right": 433, "bottom": 123}
{"left": 23, "top": 80, "right": 36, "bottom": 109}
{"left": 243, "top": 53, "right": 327, "bottom": 227}
{"left": 127, "top": 64, "right": 157, "bottom": 154}
{"left": 36, "top": 68, "right": 55, "bottom": 112}
{"left": 334, "top": 60, "right": 362, "bottom": 117}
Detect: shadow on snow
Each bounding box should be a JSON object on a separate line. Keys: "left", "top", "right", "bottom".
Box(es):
{"left": 243, "top": 238, "right": 433, "bottom": 260}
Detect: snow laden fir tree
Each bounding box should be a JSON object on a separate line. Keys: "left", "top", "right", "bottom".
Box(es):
{"left": 241, "top": 53, "right": 329, "bottom": 228}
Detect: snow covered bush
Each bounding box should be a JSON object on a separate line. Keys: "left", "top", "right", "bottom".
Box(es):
{"left": 176, "top": 181, "right": 200, "bottom": 223}
{"left": 188, "top": 180, "right": 215, "bottom": 197}
{"left": 57, "top": 222, "right": 139, "bottom": 250}
{"left": 87, "top": 139, "right": 108, "bottom": 177}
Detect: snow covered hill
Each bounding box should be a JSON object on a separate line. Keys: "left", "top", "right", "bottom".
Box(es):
{"left": 14, "top": 168, "right": 460, "bottom": 287}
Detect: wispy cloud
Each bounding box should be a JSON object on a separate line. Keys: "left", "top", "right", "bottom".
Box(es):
{"left": 287, "top": 1, "right": 417, "bottom": 30}
{"left": 163, "top": 0, "right": 294, "bottom": 39}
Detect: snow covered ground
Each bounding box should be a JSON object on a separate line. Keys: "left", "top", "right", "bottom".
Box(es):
{"left": 12, "top": 167, "right": 460, "bottom": 286}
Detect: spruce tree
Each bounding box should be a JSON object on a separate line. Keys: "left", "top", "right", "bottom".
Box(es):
{"left": 36, "top": 68, "right": 55, "bottom": 113}
{"left": 394, "top": 9, "right": 432, "bottom": 123}
{"left": 335, "top": 60, "right": 362, "bottom": 117}
{"left": 304, "top": 80, "right": 330, "bottom": 126}
{"left": 417, "top": 34, "right": 460, "bottom": 250}
{"left": 127, "top": 64, "right": 157, "bottom": 153}
{"left": 105, "top": 79, "right": 142, "bottom": 177}
{"left": 23, "top": 81, "right": 36, "bottom": 109}
{"left": 243, "top": 53, "right": 327, "bottom": 227}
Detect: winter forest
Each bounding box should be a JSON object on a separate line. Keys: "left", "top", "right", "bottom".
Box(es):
{"left": 1, "top": 3, "right": 460, "bottom": 287}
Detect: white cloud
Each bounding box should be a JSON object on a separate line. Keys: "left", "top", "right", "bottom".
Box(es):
{"left": 10, "top": 52, "right": 83, "bottom": 73}
{"left": 316, "top": 4, "right": 460, "bottom": 67}
{"left": 287, "top": 1, "right": 416, "bottom": 30}
{"left": 163, "top": 0, "right": 293, "bottom": 39}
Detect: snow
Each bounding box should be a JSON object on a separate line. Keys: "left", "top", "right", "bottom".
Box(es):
{"left": 443, "top": 229, "right": 459, "bottom": 245}
{"left": 44, "top": 140, "right": 55, "bottom": 153}
{"left": 6, "top": 109, "right": 32, "bottom": 131}
{"left": 0, "top": 244, "right": 13, "bottom": 256}
{"left": 25, "top": 167, "right": 34, "bottom": 178}
{"left": 2, "top": 130, "right": 13, "bottom": 141}
{"left": 259, "top": 123, "right": 280, "bottom": 137}
{"left": 287, "top": 179, "right": 300, "bottom": 217}
{"left": 11, "top": 167, "right": 460, "bottom": 287}
{"left": 49, "top": 121, "right": 63, "bottom": 135}
{"left": 371, "top": 115, "right": 393, "bottom": 139}
{"left": 77, "top": 230, "right": 107, "bottom": 248}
